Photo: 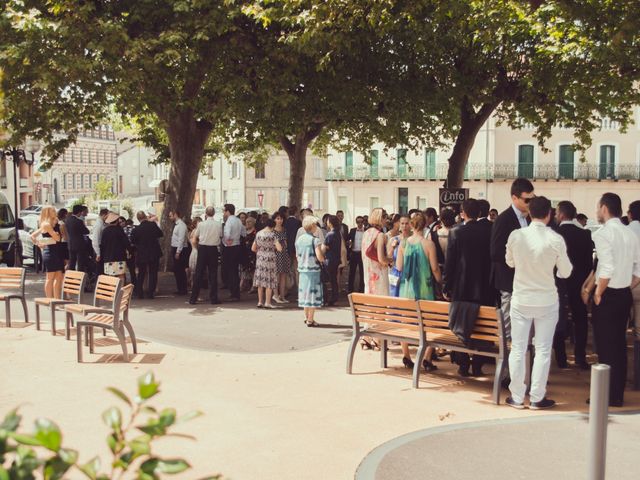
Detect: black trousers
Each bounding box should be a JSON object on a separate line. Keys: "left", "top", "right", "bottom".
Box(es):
{"left": 222, "top": 245, "right": 241, "bottom": 298}
{"left": 348, "top": 251, "right": 364, "bottom": 293}
{"left": 553, "top": 288, "right": 571, "bottom": 367}
{"left": 592, "top": 287, "right": 633, "bottom": 405}
{"left": 69, "top": 249, "right": 90, "bottom": 273}
{"left": 327, "top": 262, "right": 340, "bottom": 304}
{"left": 171, "top": 246, "right": 191, "bottom": 294}
{"left": 568, "top": 281, "right": 589, "bottom": 364}
{"left": 136, "top": 259, "right": 159, "bottom": 299}
{"left": 126, "top": 256, "right": 137, "bottom": 287}
{"left": 190, "top": 245, "right": 219, "bottom": 303}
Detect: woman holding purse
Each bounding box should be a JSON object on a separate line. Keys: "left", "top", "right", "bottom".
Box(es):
{"left": 362, "top": 208, "right": 393, "bottom": 296}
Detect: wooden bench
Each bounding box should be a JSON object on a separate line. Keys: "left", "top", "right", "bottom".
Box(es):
{"left": 35, "top": 270, "right": 86, "bottom": 335}
{"left": 64, "top": 275, "right": 121, "bottom": 340}
{"left": 0, "top": 267, "right": 28, "bottom": 327}
{"left": 347, "top": 293, "right": 507, "bottom": 404}
{"left": 76, "top": 284, "right": 136, "bottom": 362}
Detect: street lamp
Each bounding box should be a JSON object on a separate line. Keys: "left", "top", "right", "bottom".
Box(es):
{"left": 0, "top": 136, "right": 41, "bottom": 266}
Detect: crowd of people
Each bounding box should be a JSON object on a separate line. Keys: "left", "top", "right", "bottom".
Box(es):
{"left": 28, "top": 181, "right": 640, "bottom": 409}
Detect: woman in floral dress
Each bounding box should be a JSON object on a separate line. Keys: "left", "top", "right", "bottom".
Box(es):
{"left": 362, "top": 208, "right": 392, "bottom": 296}
{"left": 252, "top": 218, "right": 282, "bottom": 308}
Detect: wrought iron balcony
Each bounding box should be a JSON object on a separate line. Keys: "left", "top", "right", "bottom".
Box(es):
{"left": 326, "top": 163, "right": 640, "bottom": 182}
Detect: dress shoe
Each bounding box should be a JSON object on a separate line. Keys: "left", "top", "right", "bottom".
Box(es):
{"left": 423, "top": 361, "right": 438, "bottom": 372}
{"left": 505, "top": 397, "right": 525, "bottom": 410}
{"left": 530, "top": 398, "right": 556, "bottom": 410}
{"left": 402, "top": 357, "right": 415, "bottom": 369}
{"left": 457, "top": 367, "right": 471, "bottom": 377}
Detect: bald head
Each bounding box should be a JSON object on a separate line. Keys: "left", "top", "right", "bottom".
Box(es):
{"left": 205, "top": 206, "right": 215, "bottom": 218}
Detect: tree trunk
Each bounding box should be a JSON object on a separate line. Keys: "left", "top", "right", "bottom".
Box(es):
{"left": 160, "top": 111, "right": 212, "bottom": 270}
{"left": 279, "top": 123, "right": 325, "bottom": 212}
{"left": 445, "top": 101, "right": 498, "bottom": 188}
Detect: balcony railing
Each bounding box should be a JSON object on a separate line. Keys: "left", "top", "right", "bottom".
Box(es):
{"left": 327, "top": 163, "right": 640, "bottom": 181}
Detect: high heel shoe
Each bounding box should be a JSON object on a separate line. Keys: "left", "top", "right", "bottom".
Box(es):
{"left": 423, "top": 361, "right": 438, "bottom": 372}
{"left": 402, "top": 357, "right": 415, "bottom": 369}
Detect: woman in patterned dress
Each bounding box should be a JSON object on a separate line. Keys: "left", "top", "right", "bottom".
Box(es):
{"left": 272, "top": 211, "right": 291, "bottom": 304}
{"left": 362, "top": 208, "right": 393, "bottom": 296}
{"left": 251, "top": 218, "right": 282, "bottom": 308}
{"left": 100, "top": 211, "right": 130, "bottom": 283}
{"left": 295, "top": 215, "right": 325, "bottom": 326}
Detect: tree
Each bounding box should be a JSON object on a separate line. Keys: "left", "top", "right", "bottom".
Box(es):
{"left": 1, "top": 1, "right": 255, "bottom": 226}
{"left": 94, "top": 176, "right": 116, "bottom": 200}
{"left": 289, "top": 0, "right": 640, "bottom": 187}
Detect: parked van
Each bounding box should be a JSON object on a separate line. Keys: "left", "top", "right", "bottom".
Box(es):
{"left": 0, "top": 192, "right": 18, "bottom": 265}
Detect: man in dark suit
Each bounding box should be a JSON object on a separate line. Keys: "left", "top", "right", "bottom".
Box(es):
{"left": 131, "top": 210, "right": 163, "bottom": 299}
{"left": 65, "top": 204, "right": 91, "bottom": 274}
{"left": 490, "top": 178, "right": 535, "bottom": 339}
{"left": 444, "top": 199, "right": 494, "bottom": 375}
{"left": 555, "top": 200, "right": 594, "bottom": 369}
{"left": 347, "top": 216, "right": 365, "bottom": 293}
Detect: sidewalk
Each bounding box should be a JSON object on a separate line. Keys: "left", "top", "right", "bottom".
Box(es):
{"left": 2, "top": 272, "right": 639, "bottom": 479}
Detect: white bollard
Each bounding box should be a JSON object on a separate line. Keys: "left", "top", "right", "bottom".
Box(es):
{"left": 588, "top": 363, "right": 610, "bottom": 480}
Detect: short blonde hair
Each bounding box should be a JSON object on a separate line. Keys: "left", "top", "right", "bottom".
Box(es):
{"left": 245, "top": 217, "right": 256, "bottom": 228}
{"left": 302, "top": 215, "right": 319, "bottom": 232}
{"left": 39, "top": 206, "right": 57, "bottom": 226}
{"left": 369, "top": 208, "right": 385, "bottom": 227}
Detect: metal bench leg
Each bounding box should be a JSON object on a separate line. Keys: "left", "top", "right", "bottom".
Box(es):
{"left": 65, "top": 312, "right": 72, "bottom": 340}
{"left": 5, "top": 299, "right": 11, "bottom": 328}
{"left": 123, "top": 320, "right": 138, "bottom": 354}
{"left": 634, "top": 340, "right": 640, "bottom": 391}
{"left": 20, "top": 297, "right": 28, "bottom": 323}
{"left": 76, "top": 323, "right": 83, "bottom": 363}
{"left": 493, "top": 356, "right": 505, "bottom": 405}
{"left": 50, "top": 307, "right": 57, "bottom": 336}
{"left": 89, "top": 327, "right": 94, "bottom": 354}
{"left": 413, "top": 344, "right": 427, "bottom": 388}
{"left": 380, "top": 339, "right": 388, "bottom": 368}
{"left": 35, "top": 304, "right": 41, "bottom": 330}
{"left": 346, "top": 332, "right": 359, "bottom": 374}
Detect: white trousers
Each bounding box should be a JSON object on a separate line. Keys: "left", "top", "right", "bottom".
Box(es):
{"left": 508, "top": 302, "right": 559, "bottom": 404}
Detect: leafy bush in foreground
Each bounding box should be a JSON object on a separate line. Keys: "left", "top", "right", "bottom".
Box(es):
{"left": 0, "top": 372, "right": 220, "bottom": 479}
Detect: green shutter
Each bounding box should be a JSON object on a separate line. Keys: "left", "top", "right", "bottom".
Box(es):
{"left": 599, "top": 145, "right": 615, "bottom": 179}
{"left": 345, "top": 151, "right": 353, "bottom": 178}
{"left": 370, "top": 149, "right": 379, "bottom": 178}
{"left": 517, "top": 145, "right": 535, "bottom": 178}
{"left": 558, "top": 145, "right": 574, "bottom": 179}
{"left": 397, "top": 148, "right": 408, "bottom": 178}
{"left": 425, "top": 149, "right": 436, "bottom": 179}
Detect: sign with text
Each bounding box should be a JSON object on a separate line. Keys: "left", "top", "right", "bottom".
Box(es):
{"left": 439, "top": 188, "right": 469, "bottom": 214}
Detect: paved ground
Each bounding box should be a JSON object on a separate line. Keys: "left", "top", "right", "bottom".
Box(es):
{"left": 358, "top": 412, "right": 640, "bottom": 479}
{"left": 2, "top": 270, "right": 640, "bottom": 479}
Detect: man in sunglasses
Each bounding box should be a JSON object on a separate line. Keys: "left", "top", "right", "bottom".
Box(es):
{"left": 490, "top": 177, "right": 535, "bottom": 342}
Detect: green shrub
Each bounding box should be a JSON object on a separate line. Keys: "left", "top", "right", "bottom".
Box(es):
{"left": 0, "top": 372, "right": 220, "bottom": 479}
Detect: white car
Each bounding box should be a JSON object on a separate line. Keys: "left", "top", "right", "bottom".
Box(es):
{"left": 19, "top": 204, "right": 45, "bottom": 217}
{"left": 18, "top": 215, "right": 42, "bottom": 269}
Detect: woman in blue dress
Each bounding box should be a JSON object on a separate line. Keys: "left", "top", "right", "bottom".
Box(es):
{"left": 387, "top": 214, "right": 411, "bottom": 297}
{"left": 295, "top": 215, "right": 325, "bottom": 327}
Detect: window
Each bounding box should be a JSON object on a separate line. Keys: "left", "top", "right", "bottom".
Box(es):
{"left": 369, "top": 149, "right": 379, "bottom": 178}
{"left": 398, "top": 188, "right": 408, "bottom": 214}
{"left": 313, "top": 158, "right": 323, "bottom": 179}
{"left": 84, "top": 174, "right": 90, "bottom": 189}
{"left": 517, "top": 144, "right": 535, "bottom": 178}
{"left": 397, "top": 148, "right": 408, "bottom": 177}
{"left": 223, "top": 190, "right": 228, "bottom": 204}
{"left": 599, "top": 145, "right": 616, "bottom": 179}
{"left": 70, "top": 149, "right": 75, "bottom": 162}
{"left": 279, "top": 189, "right": 288, "bottom": 206}
{"left": 254, "top": 163, "right": 266, "bottom": 179}
{"left": 345, "top": 151, "right": 354, "bottom": 177}
{"left": 425, "top": 148, "right": 436, "bottom": 179}
{"left": 312, "top": 190, "right": 324, "bottom": 210}
{"left": 338, "top": 195, "right": 348, "bottom": 215}
{"left": 417, "top": 197, "right": 427, "bottom": 210}
{"left": 369, "top": 196, "right": 380, "bottom": 211}
{"left": 558, "top": 145, "right": 574, "bottom": 179}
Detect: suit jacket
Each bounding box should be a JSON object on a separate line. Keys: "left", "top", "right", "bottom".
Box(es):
{"left": 131, "top": 220, "right": 163, "bottom": 264}
{"left": 444, "top": 220, "right": 495, "bottom": 305}
{"left": 490, "top": 206, "right": 528, "bottom": 292}
{"left": 64, "top": 215, "right": 90, "bottom": 253}
{"left": 557, "top": 223, "right": 594, "bottom": 288}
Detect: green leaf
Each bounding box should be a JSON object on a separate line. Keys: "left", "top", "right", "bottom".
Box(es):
{"left": 34, "top": 418, "right": 62, "bottom": 452}
{"left": 136, "top": 423, "right": 166, "bottom": 437}
{"left": 8, "top": 432, "right": 42, "bottom": 446}
{"left": 78, "top": 456, "right": 100, "bottom": 480}
{"left": 0, "top": 466, "right": 8, "bottom": 480}
{"left": 106, "top": 387, "right": 132, "bottom": 407}
{"left": 158, "top": 408, "right": 176, "bottom": 427}
{"left": 101, "top": 407, "right": 122, "bottom": 430}
{"left": 43, "top": 453, "right": 74, "bottom": 480}
{"left": 140, "top": 458, "right": 190, "bottom": 475}
{"left": 137, "top": 372, "right": 160, "bottom": 400}
{"left": 58, "top": 448, "right": 78, "bottom": 465}
{"left": 0, "top": 409, "right": 21, "bottom": 432}
{"left": 177, "top": 410, "right": 203, "bottom": 424}
{"left": 129, "top": 435, "right": 151, "bottom": 455}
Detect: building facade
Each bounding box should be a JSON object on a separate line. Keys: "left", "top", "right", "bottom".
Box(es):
{"left": 326, "top": 112, "right": 640, "bottom": 225}
{"left": 0, "top": 156, "right": 34, "bottom": 213}
{"left": 38, "top": 125, "right": 118, "bottom": 205}
{"left": 116, "top": 140, "right": 157, "bottom": 197}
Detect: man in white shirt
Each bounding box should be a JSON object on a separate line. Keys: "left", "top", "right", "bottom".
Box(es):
{"left": 189, "top": 207, "right": 222, "bottom": 305}
{"left": 505, "top": 196, "right": 572, "bottom": 410}
{"left": 591, "top": 194, "right": 640, "bottom": 407}
{"left": 169, "top": 210, "right": 189, "bottom": 295}
{"left": 92, "top": 208, "right": 109, "bottom": 273}
{"left": 628, "top": 201, "right": 640, "bottom": 342}
{"left": 347, "top": 216, "right": 366, "bottom": 293}
{"left": 222, "top": 204, "right": 244, "bottom": 301}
